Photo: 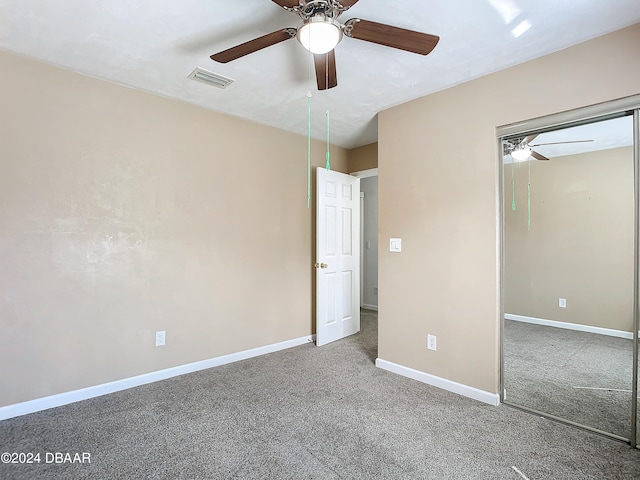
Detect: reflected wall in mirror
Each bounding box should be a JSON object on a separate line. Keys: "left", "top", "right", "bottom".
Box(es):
{"left": 503, "top": 114, "right": 636, "bottom": 440}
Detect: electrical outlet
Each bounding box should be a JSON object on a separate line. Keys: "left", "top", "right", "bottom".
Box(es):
{"left": 559, "top": 298, "right": 567, "bottom": 308}
{"left": 155, "top": 330, "right": 166, "bottom": 347}
{"left": 427, "top": 334, "right": 437, "bottom": 351}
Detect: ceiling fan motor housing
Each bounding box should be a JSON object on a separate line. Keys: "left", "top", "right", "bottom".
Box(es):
{"left": 296, "top": 1, "right": 346, "bottom": 20}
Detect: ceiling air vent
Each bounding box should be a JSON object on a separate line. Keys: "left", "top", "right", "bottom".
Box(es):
{"left": 188, "top": 67, "right": 234, "bottom": 89}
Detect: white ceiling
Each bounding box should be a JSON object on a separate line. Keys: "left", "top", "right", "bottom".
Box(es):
{"left": 505, "top": 115, "right": 635, "bottom": 163}
{"left": 532, "top": 116, "right": 635, "bottom": 158}
{"left": 1, "top": 0, "right": 639, "bottom": 149}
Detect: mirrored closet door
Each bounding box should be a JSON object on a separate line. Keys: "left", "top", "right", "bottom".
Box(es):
{"left": 500, "top": 98, "right": 639, "bottom": 447}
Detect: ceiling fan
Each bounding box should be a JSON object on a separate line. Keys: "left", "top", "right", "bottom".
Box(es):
{"left": 504, "top": 134, "right": 594, "bottom": 161}
{"left": 210, "top": 0, "right": 440, "bottom": 90}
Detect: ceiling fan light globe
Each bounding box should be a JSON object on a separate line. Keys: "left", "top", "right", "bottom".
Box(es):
{"left": 297, "top": 17, "right": 342, "bottom": 54}
{"left": 511, "top": 146, "right": 532, "bottom": 161}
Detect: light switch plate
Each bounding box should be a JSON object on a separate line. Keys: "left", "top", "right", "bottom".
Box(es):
{"left": 390, "top": 238, "right": 402, "bottom": 253}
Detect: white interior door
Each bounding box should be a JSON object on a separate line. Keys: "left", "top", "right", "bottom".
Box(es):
{"left": 316, "top": 167, "right": 360, "bottom": 346}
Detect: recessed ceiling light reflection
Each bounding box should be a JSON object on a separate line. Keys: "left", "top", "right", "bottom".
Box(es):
{"left": 488, "top": 0, "right": 521, "bottom": 24}
{"left": 512, "top": 20, "right": 531, "bottom": 38}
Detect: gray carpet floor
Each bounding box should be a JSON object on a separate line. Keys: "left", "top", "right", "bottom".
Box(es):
{"left": 504, "top": 319, "right": 637, "bottom": 439}
{"left": 1, "top": 311, "right": 639, "bottom": 479}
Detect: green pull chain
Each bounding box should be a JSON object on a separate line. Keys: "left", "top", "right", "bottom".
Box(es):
{"left": 527, "top": 183, "right": 531, "bottom": 230}
{"left": 325, "top": 109, "right": 331, "bottom": 170}
{"left": 527, "top": 159, "right": 531, "bottom": 229}
{"left": 511, "top": 180, "right": 516, "bottom": 211}
{"left": 307, "top": 91, "right": 312, "bottom": 208}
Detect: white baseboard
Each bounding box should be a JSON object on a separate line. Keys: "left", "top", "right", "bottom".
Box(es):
{"left": 361, "top": 304, "right": 378, "bottom": 311}
{"left": 375, "top": 358, "right": 500, "bottom": 406}
{"left": 505, "top": 314, "right": 633, "bottom": 340}
{"left": 0, "top": 334, "right": 315, "bottom": 421}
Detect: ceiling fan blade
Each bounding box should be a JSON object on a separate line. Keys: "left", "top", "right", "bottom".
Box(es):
{"left": 340, "top": 0, "right": 360, "bottom": 7}
{"left": 531, "top": 150, "right": 550, "bottom": 161}
{"left": 346, "top": 19, "right": 439, "bottom": 55}
{"left": 530, "top": 140, "right": 594, "bottom": 147}
{"left": 523, "top": 134, "right": 539, "bottom": 144}
{"left": 211, "top": 29, "right": 296, "bottom": 63}
{"left": 271, "top": 0, "right": 300, "bottom": 9}
{"left": 314, "top": 50, "right": 338, "bottom": 90}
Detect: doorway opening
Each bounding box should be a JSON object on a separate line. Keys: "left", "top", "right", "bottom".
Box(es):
{"left": 353, "top": 168, "right": 379, "bottom": 312}
{"left": 352, "top": 168, "right": 379, "bottom": 361}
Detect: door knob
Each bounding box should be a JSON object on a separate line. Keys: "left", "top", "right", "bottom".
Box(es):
{"left": 315, "top": 262, "right": 328, "bottom": 269}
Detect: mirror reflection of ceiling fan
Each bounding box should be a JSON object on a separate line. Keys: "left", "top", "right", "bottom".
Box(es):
{"left": 504, "top": 134, "right": 594, "bottom": 161}
{"left": 210, "top": 0, "right": 440, "bottom": 90}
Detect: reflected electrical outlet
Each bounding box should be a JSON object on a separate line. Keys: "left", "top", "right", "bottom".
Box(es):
{"left": 155, "top": 330, "right": 166, "bottom": 347}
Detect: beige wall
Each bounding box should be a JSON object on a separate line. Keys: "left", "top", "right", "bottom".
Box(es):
{"left": 348, "top": 142, "right": 378, "bottom": 172}
{"left": 0, "top": 50, "right": 347, "bottom": 407}
{"left": 378, "top": 24, "right": 640, "bottom": 393}
{"left": 505, "top": 147, "right": 634, "bottom": 332}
